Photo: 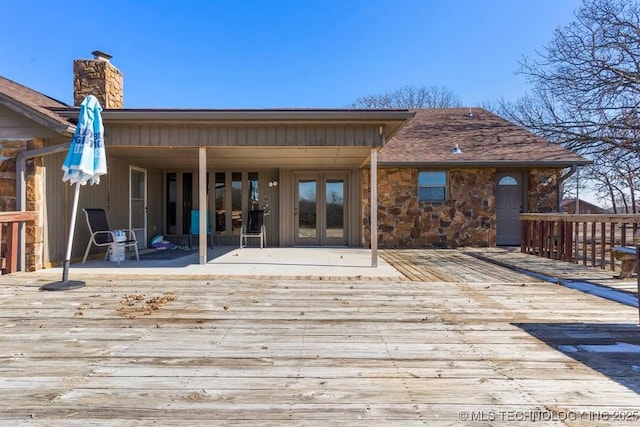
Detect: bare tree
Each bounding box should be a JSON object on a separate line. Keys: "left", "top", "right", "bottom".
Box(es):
{"left": 518, "top": 0, "right": 640, "bottom": 152}
{"left": 489, "top": 0, "right": 640, "bottom": 208}
{"left": 351, "top": 85, "right": 462, "bottom": 109}
{"left": 584, "top": 148, "right": 640, "bottom": 212}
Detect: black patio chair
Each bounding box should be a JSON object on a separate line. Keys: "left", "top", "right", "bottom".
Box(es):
{"left": 82, "top": 208, "right": 139, "bottom": 264}
{"left": 240, "top": 210, "right": 266, "bottom": 248}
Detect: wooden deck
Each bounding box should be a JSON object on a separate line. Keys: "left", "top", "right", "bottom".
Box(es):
{"left": 1, "top": 250, "right": 639, "bottom": 426}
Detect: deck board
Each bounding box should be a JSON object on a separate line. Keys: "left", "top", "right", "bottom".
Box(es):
{"left": 1, "top": 250, "right": 639, "bottom": 425}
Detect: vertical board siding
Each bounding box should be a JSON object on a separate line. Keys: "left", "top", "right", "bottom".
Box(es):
{"left": 348, "top": 169, "right": 360, "bottom": 246}
{"left": 43, "top": 153, "right": 162, "bottom": 264}
{"left": 263, "top": 169, "right": 280, "bottom": 247}
{"left": 44, "top": 152, "right": 109, "bottom": 263}
{"left": 279, "top": 169, "right": 294, "bottom": 247}
{"left": 43, "top": 152, "right": 67, "bottom": 263}
{"left": 146, "top": 168, "right": 163, "bottom": 245}
{"left": 106, "top": 125, "right": 382, "bottom": 147}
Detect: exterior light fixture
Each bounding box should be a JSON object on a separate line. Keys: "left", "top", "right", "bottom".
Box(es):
{"left": 269, "top": 180, "right": 278, "bottom": 187}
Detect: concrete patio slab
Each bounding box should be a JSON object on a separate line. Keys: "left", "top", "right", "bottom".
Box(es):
{"left": 38, "top": 247, "right": 405, "bottom": 280}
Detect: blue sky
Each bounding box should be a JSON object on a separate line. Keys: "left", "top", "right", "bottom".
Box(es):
{"left": 1, "top": 0, "right": 583, "bottom": 109}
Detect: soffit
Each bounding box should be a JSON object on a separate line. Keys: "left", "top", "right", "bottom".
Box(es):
{"left": 107, "top": 146, "right": 373, "bottom": 169}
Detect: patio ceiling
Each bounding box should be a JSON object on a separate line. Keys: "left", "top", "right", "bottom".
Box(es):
{"left": 107, "top": 146, "right": 374, "bottom": 169}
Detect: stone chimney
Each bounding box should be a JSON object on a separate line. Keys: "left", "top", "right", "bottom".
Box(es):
{"left": 73, "top": 50, "right": 123, "bottom": 108}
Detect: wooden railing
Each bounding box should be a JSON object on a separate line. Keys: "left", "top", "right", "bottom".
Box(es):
{"left": 0, "top": 211, "right": 38, "bottom": 274}
{"left": 520, "top": 213, "right": 640, "bottom": 272}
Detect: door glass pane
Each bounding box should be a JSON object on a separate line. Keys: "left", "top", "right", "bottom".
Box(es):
{"left": 166, "top": 173, "right": 176, "bottom": 235}
{"left": 215, "top": 172, "right": 225, "bottom": 234}
{"left": 232, "top": 172, "right": 242, "bottom": 235}
{"left": 248, "top": 172, "right": 259, "bottom": 210}
{"left": 298, "top": 179, "right": 317, "bottom": 238}
{"left": 131, "top": 170, "right": 145, "bottom": 199}
{"left": 131, "top": 170, "right": 145, "bottom": 230}
{"left": 182, "top": 173, "right": 193, "bottom": 234}
{"left": 131, "top": 200, "right": 145, "bottom": 229}
{"left": 130, "top": 168, "right": 146, "bottom": 249}
{"left": 326, "top": 179, "right": 344, "bottom": 238}
{"left": 498, "top": 176, "right": 518, "bottom": 186}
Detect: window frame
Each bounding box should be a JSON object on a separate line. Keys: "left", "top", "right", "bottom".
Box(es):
{"left": 418, "top": 170, "right": 448, "bottom": 202}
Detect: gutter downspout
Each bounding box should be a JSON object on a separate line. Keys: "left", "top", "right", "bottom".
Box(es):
{"left": 557, "top": 163, "right": 578, "bottom": 212}
{"left": 16, "top": 142, "right": 71, "bottom": 271}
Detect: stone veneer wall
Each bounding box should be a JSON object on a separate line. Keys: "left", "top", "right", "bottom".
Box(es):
{"left": 0, "top": 139, "right": 43, "bottom": 271}
{"left": 362, "top": 167, "right": 561, "bottom": 249}
{"left": 528, "top": 168, "right": 560, "bottom": 213}
{"left": 73, "top": 59, "right": 123, "bottom": 108}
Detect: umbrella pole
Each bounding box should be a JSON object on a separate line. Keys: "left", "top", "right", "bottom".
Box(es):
{"left": 40, "top": 182, "right": 85, "bottom": 291}
{"left": 62, "top": 181, "right": 81, "bottom": 281}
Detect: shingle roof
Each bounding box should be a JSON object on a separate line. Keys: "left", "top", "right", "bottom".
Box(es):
{"left": 0, "top": 76, "right": 74, "bottom": 135}
{"left": 379, "top": 108, "right": 589, "bottom": 167}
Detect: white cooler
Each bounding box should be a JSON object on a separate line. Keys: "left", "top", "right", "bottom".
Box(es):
{"left": 109, "top": 231, "right": 127, "bottom": 262}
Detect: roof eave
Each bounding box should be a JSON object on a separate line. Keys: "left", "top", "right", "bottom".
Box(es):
{"left": 0, "top": 93, "right": 75, "bottom": 137}
{"left": 54, "top": 109, "right": 416, "bottom": 139}
{"left": 377, "top": 160, "right": 592, "bottom": 168}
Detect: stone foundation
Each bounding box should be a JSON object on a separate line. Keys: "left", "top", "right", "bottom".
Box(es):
{"left": 362, "top": 167, "right": 561, "bottom": 248}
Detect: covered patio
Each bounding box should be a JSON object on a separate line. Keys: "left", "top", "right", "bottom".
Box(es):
{"left": 40, "top": 108, "right": 415, "bottom": 270}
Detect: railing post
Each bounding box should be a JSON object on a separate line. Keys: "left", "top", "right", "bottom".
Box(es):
{"left": 601, "top": 222, "right": 606, "bottom": 270}
{"left": 637, "top": 245, "right": 640, "bottom": 325}
{"left": 5, "top": 222, "right": 19, "bottom": 273}
{"left": 566, "top": 221, "right": 573, "bottom": 262}
{"left": 591, "top": 222, "right": 596, "bottom": 267}
{"left": 609, "top": 222, "right": 616, "bottom": 271}
{"left": 544, "top": 220, "right": 548, "bottom": 256}
{"left": 557, "top": 220, "right": 564, "bottom": 260}
{"left": 582, "top": 222, "right": 587, "bottom": 266}
{"left": 0, "top": 212, "right": 38, "bottom": 274}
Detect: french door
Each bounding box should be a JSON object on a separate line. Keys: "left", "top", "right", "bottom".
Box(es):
{"left": 295, "top": 173, "right": 347, "bottom": 246}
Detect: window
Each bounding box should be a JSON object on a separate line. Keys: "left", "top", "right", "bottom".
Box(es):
{"left": 231, "top": 172, "right": 242, "bottom": 235}
{"left": 418, "top": 171, "right": 447, "bottom": 202}
{"left": 166, "top": 173, "right": 176, "bottom": 235}
{"left": 498, "top": 176, "right": 518, "bottom": 186}
{"left": 215, "top": 172, "right": 226, "bottom": 234}
{"left": 248, "top": 172, "right": 259, "bottom": 210}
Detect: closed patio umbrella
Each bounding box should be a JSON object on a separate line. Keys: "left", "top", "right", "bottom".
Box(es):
{"left": 41, "top": 95, "right": 106, "bottom": 291}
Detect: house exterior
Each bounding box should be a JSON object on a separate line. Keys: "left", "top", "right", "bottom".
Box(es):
{"left": 364, "top": 108, "right": 590, "bottom": 248}
{"left": 0, "top": 52, "right": 589, "bottom": 272}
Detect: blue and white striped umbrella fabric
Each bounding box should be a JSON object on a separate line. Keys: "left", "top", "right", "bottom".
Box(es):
{"left": 62, "top": 95, "right": 107, "bottom": 185}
